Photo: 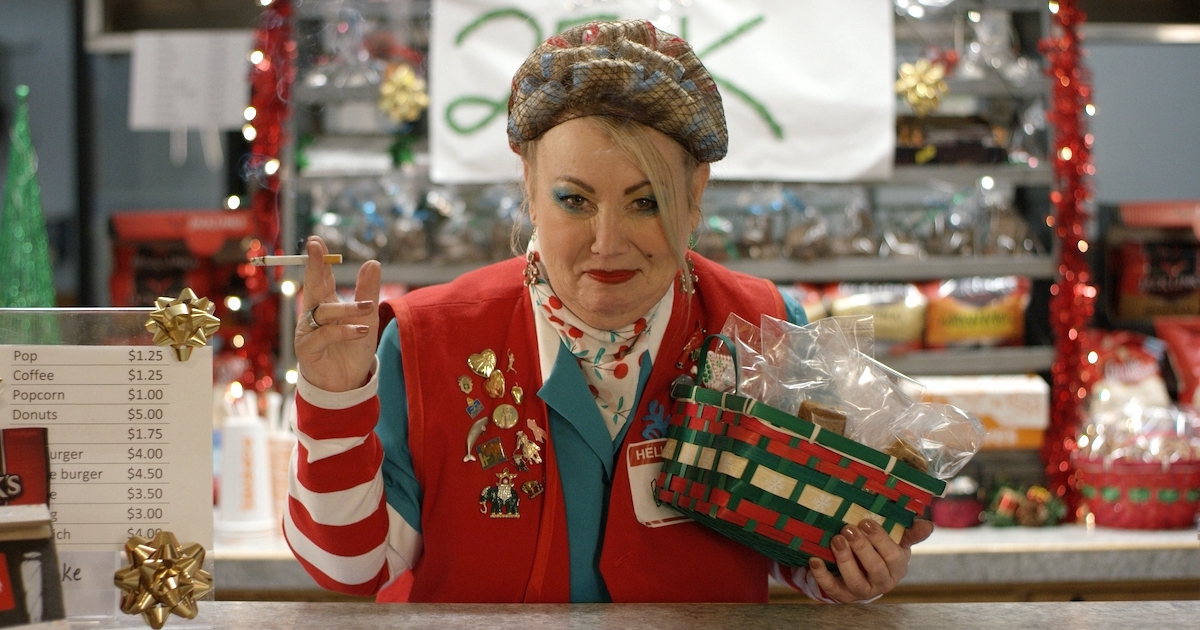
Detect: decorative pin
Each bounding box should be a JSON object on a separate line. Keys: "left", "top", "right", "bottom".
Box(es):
{"left": 526, "top": 418, "right": 547, "bottom": 443}
{"left": 521, "top": 480, "right": 544, "bottom": 499}
{"left": 507, "top": 349, "right": 517, "bottom": 372}
{"left": 458, "top": 375, "right": 473, "bottom": 393}
{"left": 511, "top": 384, "right": 524, "bottom": 405}
{"left": 475, "top": 437, "right": 507, "bottom": 469}
{"left": 512, "top": 430, "right": 542, "bottom": 472}
{"left": 485, "top": 370, "right": 505, "bottom": 398}
{"left": 480, "top": 468, "right": 520, "bottom": 518}
{"left": 466, "top": 397, "right": 484, "bottom": 419}
{"left": 493, "top": 404, "right": 518, "bottom": 430}
{"left": 463, "top": 417, "right": 489, "bottom": 462}
{"left": 468, "top": 349, "right": 497, "bottom": 378}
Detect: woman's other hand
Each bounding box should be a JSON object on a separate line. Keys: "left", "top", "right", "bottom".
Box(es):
{"left": 808, "top": 518, "right": 934, "bottom": 603}
{"left": 294, "top": 236, "right": 381, "bottom": 392}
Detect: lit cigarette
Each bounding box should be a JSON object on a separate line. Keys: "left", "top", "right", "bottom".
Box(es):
{"left": 249, "top": 254, "right": 343, "bottom": 266}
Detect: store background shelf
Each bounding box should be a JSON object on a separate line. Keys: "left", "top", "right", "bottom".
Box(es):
{"left": 880, "top": 346, "right": 1054, "bottom": 376}
{"left": 333, "top": 254, "right": 1058, "bottom": 287}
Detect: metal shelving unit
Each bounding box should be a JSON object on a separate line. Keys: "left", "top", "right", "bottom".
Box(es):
{"left": 291, "top": 2, "right": 1057, "bottom": 378}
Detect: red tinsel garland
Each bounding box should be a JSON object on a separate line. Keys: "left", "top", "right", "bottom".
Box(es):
{"left": 239, "top": 0, "right": 295, "bottom": 394}
{"left": 1039, "top": 0, "right": 1096, "bottom": 517}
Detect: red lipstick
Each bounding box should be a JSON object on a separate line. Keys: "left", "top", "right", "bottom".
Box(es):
{"left": 586, "top": 269, "right": 636, "bottom": 284}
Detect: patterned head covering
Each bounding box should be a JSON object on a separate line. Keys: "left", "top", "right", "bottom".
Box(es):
{"left": 507, "top": 19, "right": 728, "bottom": 163}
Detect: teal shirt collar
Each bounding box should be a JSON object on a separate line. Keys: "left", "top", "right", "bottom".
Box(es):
{"left": 537, "top": 341, "right": 652, "bottom": 479}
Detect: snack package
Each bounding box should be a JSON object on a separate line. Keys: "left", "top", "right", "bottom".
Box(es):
{"left": 1153, "top": 317, "right": 1200, "bottom": 408}
{"left": 923, "top": 276, "right": 1030, "bottom": 348}
{"left": 826, "top": 282, "right": 926, "bottom": 354}
{"left": 1115, "top": 240, "right": 1200, "bottom": 319}
{"left": 1081, "top": 329, "right": 1170, "bottom": 417}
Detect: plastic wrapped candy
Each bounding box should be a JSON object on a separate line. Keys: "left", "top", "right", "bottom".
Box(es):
{"left": 425, "top": 187, "right": 487, "bottom": 265}
{"left": 793, "top": 185, "right": 877, "bottom": 258}
{"left": 708, "top": 313, "right": 984, "bottom": 479}
{"left": 732, "top": 185, "right": 787, "bottom": 260}
{"left": 476, "top": 184, "right": 529, "bottom": 261}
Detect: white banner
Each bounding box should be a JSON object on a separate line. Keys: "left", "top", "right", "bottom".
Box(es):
{"left": 429, "top": 0, "right": 894, "bottom": 183}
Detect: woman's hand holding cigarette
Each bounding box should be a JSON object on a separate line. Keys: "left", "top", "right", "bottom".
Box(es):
{"left": 293, "top": 236, "right": 380, "bottom": 393}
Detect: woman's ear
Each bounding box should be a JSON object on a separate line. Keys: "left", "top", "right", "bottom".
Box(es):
{"left": 688, "top": 162, "right": 711, "bottom": 233}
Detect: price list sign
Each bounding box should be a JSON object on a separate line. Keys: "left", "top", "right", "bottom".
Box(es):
{"left": 0, "top": 345, "right": 213, "bottom": 552}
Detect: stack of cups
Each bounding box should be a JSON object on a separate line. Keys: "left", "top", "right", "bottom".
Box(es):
{"left": 216, "top": 416, "right": 276, "bottom": 541}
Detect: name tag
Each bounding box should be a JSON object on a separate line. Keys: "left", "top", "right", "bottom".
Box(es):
{"left": 625, "top": 438, "right": 688, "bottom": 528}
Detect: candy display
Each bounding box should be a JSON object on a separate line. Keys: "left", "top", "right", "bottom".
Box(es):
{"left": 305, "top": 177, "right": 523, "bottom": 267}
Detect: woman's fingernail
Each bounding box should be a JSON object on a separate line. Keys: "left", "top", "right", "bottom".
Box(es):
{"left": 357, "top": 301, "right": 373, "bottom": 310}
{"left": 860, "top": 520, "right": 879, "bottom": 535}
{"left": 809, "top": 557, "right": 823, "bottom": 571}
{"left": 355, "top": 325, "right": 370, "bottom": 334}
{"left": 832, "top": 536, "right": 848, "bottom": 551}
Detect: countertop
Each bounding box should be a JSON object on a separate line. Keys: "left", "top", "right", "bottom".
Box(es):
{"left": 190, "top": 600, "right": 1200, "bottom": 629}
{"left": 212, "top": 524, "right": 1200, "bottom": 593}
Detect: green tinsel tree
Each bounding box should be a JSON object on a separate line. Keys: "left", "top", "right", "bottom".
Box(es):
{"left": 0, "top": 85, "right": 56, "bottom": 308}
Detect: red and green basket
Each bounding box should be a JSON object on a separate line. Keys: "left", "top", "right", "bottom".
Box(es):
{"left": 654, "top": 335, "right": 946, "bottom": 567}
{"left": 1075, "top": 457, "right": 1200, "bottom": 529}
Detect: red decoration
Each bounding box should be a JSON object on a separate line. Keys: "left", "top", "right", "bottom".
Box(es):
{"left": 242, "top": 0, "right": 295, "bottom": 394}
{"left": 1039, "top": 0, "right": 1096, "bottom": 517}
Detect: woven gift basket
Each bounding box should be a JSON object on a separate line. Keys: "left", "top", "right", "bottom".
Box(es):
{"left": 654, "top": 335, "right": 946, "bottom": 567}
{"left": 1075, "top": 457, "right": 1200, "bottom": 529}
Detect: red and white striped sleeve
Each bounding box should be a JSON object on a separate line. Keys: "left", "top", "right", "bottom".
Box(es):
{"left": 770, "top": 561, "right": 839, "bottom": 603}
{"left": 283, "top": 362, "right": 422, "bottom": 596}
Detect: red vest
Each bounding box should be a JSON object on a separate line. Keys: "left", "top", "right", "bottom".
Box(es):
{"left": 381, "top": 254, "right": 784, "bottom": 603}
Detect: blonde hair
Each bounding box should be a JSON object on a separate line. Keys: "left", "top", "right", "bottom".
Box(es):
{"left": 517, "top": 116, "right": 702, "bottom": 294}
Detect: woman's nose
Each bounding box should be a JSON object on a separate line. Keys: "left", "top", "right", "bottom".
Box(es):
{"left": 590, "top": 208, "right": 629, "bottom": 256}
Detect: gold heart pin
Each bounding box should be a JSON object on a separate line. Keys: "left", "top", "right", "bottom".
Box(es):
{"left": 468, "top": 349, "right": 497, "bottom": 378}
{"left": 511, "top": 384, "right": 524, "bottom": 405}
{"left": 484, "top": 370, "right": 505, "bottom": 399}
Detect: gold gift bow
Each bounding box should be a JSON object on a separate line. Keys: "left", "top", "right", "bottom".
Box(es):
{"left": 896, "top": 58, "right": 949, "bottom": 117}
{"left": 144, "top": 288, "right": 221, "bottom": 361}
{"left": 114, "top": 531, "right": 213, "bottom": 629}
{"left": 379, "top": 63, "right": 430, "bottom": 123}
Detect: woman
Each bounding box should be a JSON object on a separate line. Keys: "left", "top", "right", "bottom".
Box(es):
{"left": 286, "top": 19, "right": 932, "bottom": 604}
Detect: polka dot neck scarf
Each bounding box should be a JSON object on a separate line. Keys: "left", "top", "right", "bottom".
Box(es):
{"left": 526, "top": 237, "right": 668, "bottom": 440}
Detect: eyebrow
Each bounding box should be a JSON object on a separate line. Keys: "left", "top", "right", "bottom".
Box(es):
{"left": 558, "top": 176, "right": 652, "bottom": 196}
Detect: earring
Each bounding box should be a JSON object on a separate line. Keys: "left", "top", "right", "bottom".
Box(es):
{"left": 679, "top": 255, "right": 698, "bottom": 295}
{"left": 688, "top": 233, "right": 698, "bottom": 250}
{"left": 523, "top": 250, "right": 541, "bottom": 287}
